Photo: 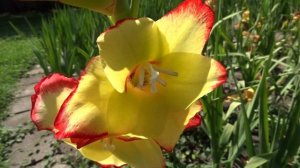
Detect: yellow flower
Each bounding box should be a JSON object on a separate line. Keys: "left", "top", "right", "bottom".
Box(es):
{"left": 31, "top": 74, "right": 166, "bottom": 167}
{"left": 31, "top": 0, "right": 226, "bottom": 167}
{"left": 242, "top": 10, "right": 250, "bottom": 22}
{"left": 227, "top": 88, "right": 255, "bottom": 102}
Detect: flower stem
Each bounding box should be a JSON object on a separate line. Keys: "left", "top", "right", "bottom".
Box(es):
{"left": 130, "top": 0, "right": 141, "bottom": 18}
{"left": 110, "top": 0, "right": 131, "bottom": 24}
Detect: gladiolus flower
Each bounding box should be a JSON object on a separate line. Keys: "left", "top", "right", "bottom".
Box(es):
{"left": 31, "top": 0, "right": 227, "bottom": 167}
{"left": 31, "top": 74, "right": 166, "bottom": 167}
{"left": 53, "top": 0, "right": 226, "bottom": 150}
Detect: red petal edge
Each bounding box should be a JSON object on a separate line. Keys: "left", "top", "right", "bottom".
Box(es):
{"left": 185, "top": 113, "right": 202, "bottom": 130}
{"left": 70, "top": 136, "right": 107, "bottom": 149}
{"left": 54, "top": 57, "right": 108, "bottom": 140}
{"left": 154, "top": 140, "right": 173, "bottom": 153}
{"left": 212, "top": 61, "right": 227, "bottom": 90}
{"left": 164, "top": 0, "right": 215, "bottom": 40}
{"left": 31, "top": 73, "right": 78, "bottom": 131}
{"left": 116, "top": 136, "right": 142, "bottom": 142}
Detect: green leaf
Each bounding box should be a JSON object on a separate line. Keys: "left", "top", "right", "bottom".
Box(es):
{"left": 225, "top": 101, "right": 241, "bottom": 120}
{"left": 219, "top": 124, "right": 234, "bottom": 148}
{"left": 245, "top": 153, "right": 274, "bottom": 168}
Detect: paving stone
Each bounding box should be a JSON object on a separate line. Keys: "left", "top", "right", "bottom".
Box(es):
{"left": 24, "top": 65, "right": 44, "bottom": 76}
{"left": 9, "top": 131, "right": 55, "bottom": 167}
{"left": 9, "top": 96, "right": 31, "bottom": 114}
{"left": 19, "top": 74, "right": 44, "bottom": 86}
{"left": 2, "top": 112, "right": 29, "bottom": 128}
{"left": 15, "top": 83, "right": 35, "bottom": 98}
{"left": 52, "top": 163, "right": 72, "bottom": 168}
{"left": 30, "top": 155, "right": 72, "bottom": 168}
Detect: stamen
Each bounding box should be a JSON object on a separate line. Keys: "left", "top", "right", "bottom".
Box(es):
{"left": 153, "top": 66, "right": 178, "bottom": 76}
{"left": 138, "top": 67, "right": 145, "bottom": 88}
{"left": 148, "top": 64, "right": 160, "bottom": 93}
{"left": 131, "top": 63, "right": 178, "bottom": 93}
{"left": 157, "top": 78, "right": 167, "bottom": 86}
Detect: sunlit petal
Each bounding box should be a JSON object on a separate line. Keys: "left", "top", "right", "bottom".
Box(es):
{"left": 54, "top": 56, "right": 113, "bottom": 139}
{"left": 156, "top": 0, "right": 214, "bottom": 53}
{"left": 160, "top": 52, "right": 226, "bottom": 110}
{"left": 97, "top": 18, "right": 169, "bottom": 93}
{"left": 31, "top": 74, "right": 77, "bottom": 131}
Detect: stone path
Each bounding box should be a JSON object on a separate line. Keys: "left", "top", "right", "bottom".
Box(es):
{"left": 2, "top": 65, "right": 78, "bottom": 168}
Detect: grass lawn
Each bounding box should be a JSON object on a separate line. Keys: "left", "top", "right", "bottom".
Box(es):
{"left": 0, "top": 13, "right": 43, "bottom": 120}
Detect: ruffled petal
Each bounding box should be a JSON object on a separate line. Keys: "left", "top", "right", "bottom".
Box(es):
{"left": 156, "top": 0, "right": 214, "bottom": 53}
{"left": 31, "top": 74, "right": 77, "bottom": 131}
{"left": 97, "top": 18, "right": 169, "bottom": 93}
{"left": 54, "top": 56, "right": 113, "bottom": 139}
{"left": 59, "top": 0, "right": 116, "bottom": 15}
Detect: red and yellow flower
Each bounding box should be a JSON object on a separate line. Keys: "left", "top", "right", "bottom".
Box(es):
{"left": 31, "top": 0, "right": 227, "bottom": 167}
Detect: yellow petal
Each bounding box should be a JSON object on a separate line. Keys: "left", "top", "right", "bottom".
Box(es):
{"left": 64, "top": 138, "right": 126, "bottom": 167}
{"left": 111, "top": 138, "right": 165, "bottom": 168}
{"left": 54, "top": 56, "right": 114, "bottom": 139}
{"left": 105, "top": 84, "right": 201, "bottom": 150}
{"left": 156, "top": 0, "right": 214, "bottom": 53}
{"left": 64, "top": 137, "right": 164, "bottom": 168}
{"left": 31, "top": 74, "right": 77, "bottom": 131}
{"left": 160, "top": 52, "right": 226, "bottom": 110}
{"left": 104, "top": 53, "right": 225, "bottom": 149}
{"left": 97, "top": 18, "right": 169, "bottom": 93}
{"left": 59, "top": 0, "right": 116, "bottom": 15}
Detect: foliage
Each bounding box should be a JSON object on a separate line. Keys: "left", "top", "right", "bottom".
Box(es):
{"left": 34, "top": 6, "right": 109, "bottom": 77}
{"left": 0, "top": 36, "right": 39, "bottom": 120}
{"left": 166, "top": 0, "right": 300, "bottom": 167}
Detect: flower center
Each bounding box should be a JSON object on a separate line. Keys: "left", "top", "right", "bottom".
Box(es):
{"left": 129, "top": 63, "right": 178, "bottom": 93}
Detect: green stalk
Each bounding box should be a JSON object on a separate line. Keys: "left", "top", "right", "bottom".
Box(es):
{"left": 130, "top": 0, "right": 141, "bottom": 18}
{"left": 257, "top": 49, "right": 274, "bottom": 167}
{"left": 227, "top": 52, "right": 255, "bottom": 157}
{"left": 258, "top": 67, "right": 270, "bottom": 155}
{"left": 110, "top": 0, "right": 131, "bottom": 24}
